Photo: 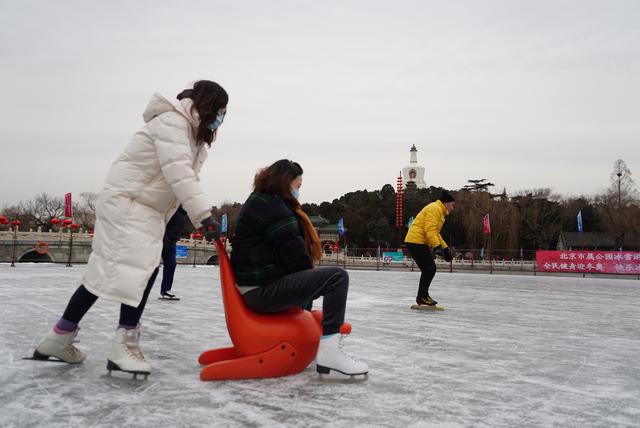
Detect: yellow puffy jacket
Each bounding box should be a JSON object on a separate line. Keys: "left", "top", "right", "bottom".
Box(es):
{"left": 404, "top": 200, "right": 448, "bottom": 249}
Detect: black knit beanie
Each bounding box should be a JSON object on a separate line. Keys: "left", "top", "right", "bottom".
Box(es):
{"left": 440, "top": 190, "right": 455, "bottom": 203}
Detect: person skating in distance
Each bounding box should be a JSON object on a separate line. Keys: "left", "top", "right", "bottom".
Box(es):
{"left": 405, "top": 190, "right": 455, "bottom": 307}
{"left": 158, "top": 206, "right": 189, "bottom": 301}
{"left": 33, "top": 80, "right": 227, "bottom": 378}
{"left": 230, "top": 159, "right": 368, "bottom": 376}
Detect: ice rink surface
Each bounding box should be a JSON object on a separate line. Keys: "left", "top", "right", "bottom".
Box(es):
{"left": 1, "top": 264, "right": 639, "bottom": 428}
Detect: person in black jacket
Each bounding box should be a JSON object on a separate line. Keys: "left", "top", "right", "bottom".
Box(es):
{"left": 159, "top": 206, "right": 189, "bottom": 300}
{"left": 231, "top": 159, "right": 368, "bottom": 376}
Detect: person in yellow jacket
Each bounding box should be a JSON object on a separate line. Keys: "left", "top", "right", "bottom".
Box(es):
{"left": 405, "top": 190, "right": 456, "bottom": 306}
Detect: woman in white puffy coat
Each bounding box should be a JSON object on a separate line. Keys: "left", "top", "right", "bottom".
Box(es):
{"left": 34, "top": 80, "right": 228, "bottom": 377}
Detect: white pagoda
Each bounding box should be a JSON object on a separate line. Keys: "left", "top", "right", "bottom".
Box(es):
{"left": 402, "top": 144, "right": 427, "bottom": 189}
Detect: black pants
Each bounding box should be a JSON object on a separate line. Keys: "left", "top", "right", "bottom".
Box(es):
{"left": 160, "top": 207, "right": 188, "bottom": 294}
{"left": 161, "top": 242, "right": 177, "bottom": 294}
{"left": 406, "top": 243, "right": 436, "bottom": 299}
{"left": 242, "top": 267, "right": 349, "bottom": 336}
{"left": 61, "top": 267, "right": 159, "bottom": 327}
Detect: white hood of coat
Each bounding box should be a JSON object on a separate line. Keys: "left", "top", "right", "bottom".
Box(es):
{"left": 142, "top": 93, "right": 201, "bottom": 129}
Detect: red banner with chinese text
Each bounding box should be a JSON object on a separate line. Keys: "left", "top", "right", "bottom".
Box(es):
{"left": 536, "top": 250, "right": 640, "bottom": 275}
{"left": 482, "top": 213, "right": 491, "bottom": 234}
{"left": 64, "top": 193, "right": 73, "bottom": 218}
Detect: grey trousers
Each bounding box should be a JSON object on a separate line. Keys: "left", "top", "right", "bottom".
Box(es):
{"left": 242, "top": 267, "right": 349, "bottom": 335}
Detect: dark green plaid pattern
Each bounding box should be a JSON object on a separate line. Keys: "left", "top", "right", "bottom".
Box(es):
{"left": 230, "top": 193, "right": 313, "bottom": 287}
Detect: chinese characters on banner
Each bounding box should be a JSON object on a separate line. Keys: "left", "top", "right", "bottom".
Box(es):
{"left": 64, "top": 193, "right": 73, "bottom": 218}
{"left": 536, "top": 251, "right": 640, "bottom": 275}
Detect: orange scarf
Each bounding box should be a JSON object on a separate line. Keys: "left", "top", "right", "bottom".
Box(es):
{"left": 294, "top": 208, "right": 323, "bottom": 263}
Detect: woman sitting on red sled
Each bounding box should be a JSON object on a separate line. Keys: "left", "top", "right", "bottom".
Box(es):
{"left": 230, "top": 159, "right": 368, "bottom": 376}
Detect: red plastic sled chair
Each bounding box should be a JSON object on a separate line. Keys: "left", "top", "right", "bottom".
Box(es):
{"left": 199, "top": 240, "right": 322, "bottom": 380}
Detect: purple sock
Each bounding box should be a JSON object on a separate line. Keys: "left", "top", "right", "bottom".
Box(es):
{"left": 54, "top": 318, "right": 78, "bottom": 334}
{"left": 118, "top": 324, "right": 137, "bottom": 330}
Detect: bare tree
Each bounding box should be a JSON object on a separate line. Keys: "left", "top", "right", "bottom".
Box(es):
{"left": 0, "top": 203, "right": 27, "bottom": 230}
{"left": 74, "top": 192, "right": 98, "bottom": 230}
{"left": 594, "top": 160, "right": 640, "bottom": 248}
{"left": 512, "top": 189, "right": 562, "bottom": 250}
{"left": 23, "top": 193, "right": 65, "bottom": 231}
{"left": 80, "top": 192, "right": 98, "bottom": 212}
{"left": 491, "top": 199, "right": 520, "bottom": 254}
{"left": 609, "top": 159, "right": 638, "bottom": 208}
{"left": 451, "top": 190, "right": 492, "bottom": 249}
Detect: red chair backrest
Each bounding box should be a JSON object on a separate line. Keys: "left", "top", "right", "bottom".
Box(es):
{"left": 214, "top": 241, "right": 321, "bottom": 362}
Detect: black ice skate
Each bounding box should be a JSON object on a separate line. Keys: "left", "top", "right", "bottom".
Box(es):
{"left": 411, "top": 296, "right": 444, "bottom": 311}
{"left": 159, "top": 292, "right": 180, "bottom": 301}
{"left": 416, "top": 296, "right": 437, "bottom": 306}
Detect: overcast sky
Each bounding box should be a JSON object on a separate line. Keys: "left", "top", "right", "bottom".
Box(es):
{"left": 1, "top": 0, "right": 638, "bottom": 207}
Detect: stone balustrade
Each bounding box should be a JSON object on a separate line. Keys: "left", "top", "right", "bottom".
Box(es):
{"left": 0, "top": 230, "right": 217, "bottom": 265}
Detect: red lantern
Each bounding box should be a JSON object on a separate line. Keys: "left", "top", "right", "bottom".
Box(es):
{"left": 88, "top": 229, "right": 94, "bottom": 235}
{"left": 0, "top": 215, "right": 6, "bottom": 223}
{"left": 71, "top": 223, "right": 79, "bottom": 229}
{"left": 62, "top": 219, "right": 72, "bottom": 227}
{"left": 194, "top": 232, "right": 203, "bottom": 240}
{"left": 50, "top": 218, "right": 61, "bottom": 225}
{"left": 12, "top": 220, "right": 21, "bottom": 226}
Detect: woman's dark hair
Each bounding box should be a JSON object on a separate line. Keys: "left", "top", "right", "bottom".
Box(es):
{"left": 177, "top": 80, "right": 228, "bottom": 146}
{"left": 254, "top": 159, "right": 303, "bottom": 206}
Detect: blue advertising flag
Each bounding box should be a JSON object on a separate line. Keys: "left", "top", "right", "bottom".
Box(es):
{"left": 221, "top": 213, "right": 228, "bottom": 234}
{"left": 337, "top": 218, "right": 345, "bottom": 237}
{"left": 577, "top": 210, "right": 583, "bottom": 233}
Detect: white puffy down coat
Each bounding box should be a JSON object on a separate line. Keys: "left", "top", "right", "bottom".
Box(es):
{"left": 83, "top": 94, "right": 212, "bottom": 307}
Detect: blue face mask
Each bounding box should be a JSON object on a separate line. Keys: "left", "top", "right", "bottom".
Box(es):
{"left": 207, "top": 112, "right": 225, "bottom": 131}
{"left": 291, "top": 187, "right": 300, "bottom": 199}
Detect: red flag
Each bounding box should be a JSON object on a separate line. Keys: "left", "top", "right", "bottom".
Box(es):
{"left": 482, "top": 213, "right": 491, "bottom": 234}
{"left": 64, "top": 193, "right": 73, "bottom": 218}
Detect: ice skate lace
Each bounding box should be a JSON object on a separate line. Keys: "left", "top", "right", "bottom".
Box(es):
{"left": 63, "top": 329, "right": 82, "bottom": 358}
{"left": 337, "top": 335, "right": 359, "bottom": 364}
{"left": 126, "top": 345, "right": 146, "bottom": 362}
{"left": 63, "top": 344, "right": 83, "bottom": 359}
{"left": 124, "top": 331, "right": 147, "bottom": 362}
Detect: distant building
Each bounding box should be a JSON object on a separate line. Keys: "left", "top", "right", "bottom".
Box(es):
{"left": 557, "top": 232, "right": 616, "bottom": 251}
{"left": 308, "top": 215, "right": 329, "bottom": 230}
{"left": 490, "top": 187, "right": 509, "bottom": 201}
{"left": 309, "top": 215, "right": 345, "bottom": 243}
{"left": 402, "top": 145, "right": 427, "bottom": 190}
{"left": 557, "top": 231, "right": 640, "bottom": 251}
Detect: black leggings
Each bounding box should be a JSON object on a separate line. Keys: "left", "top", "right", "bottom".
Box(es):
{"left": 242, "top": 267, "right": 349, "bottom": 336}
{"left": 61, "top": 267, "right": 159, "bottom": 327}
{"left": 406, "top": 243, "right": 437, "bottom": 299}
